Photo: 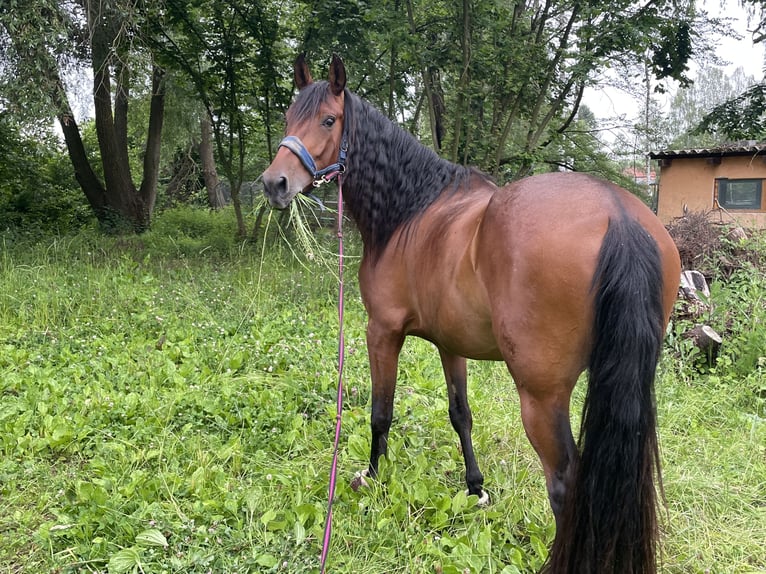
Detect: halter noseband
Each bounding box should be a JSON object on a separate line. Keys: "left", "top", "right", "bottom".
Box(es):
{"left": 278, "top": 129, "right": 348, "bottom": 188}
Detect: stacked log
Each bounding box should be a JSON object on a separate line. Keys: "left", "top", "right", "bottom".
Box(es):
{"left": 678, "top": 270, "right": 722, "bottom": 367}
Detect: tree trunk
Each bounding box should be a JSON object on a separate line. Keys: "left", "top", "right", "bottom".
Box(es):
{"left": 52, "top": 84, "right": 110, "bottom": 219}
{"left": 114, "top": 60, "right": 132, "bottom": 176}
{"left": 231, "top": 180, "right": 247, "bottom": 238}
{"left": 683, "top": 324, "right": 722, "bottom": 367}
{"left": 387, "top": 2, "right": 400, "bottom": 122}
{"left": 427, "top": 67, "right": 446, "bottom": 151}
{"left": 200, "top": 114, "right": 223, "bottom": 209}
{"left": 83, "top": 0, "right": 163, "bottom": 233}
{"left": 450, "top": 0, "right": 471, "bottom": 163}
{"left": 88, "top": 3, "right": 141, "bottom": 232}
{"left": 138, "top": 64, "right": 165, "bottom": 219}
{"left": 405, "top": 0, "right": 443, "bottom": 151}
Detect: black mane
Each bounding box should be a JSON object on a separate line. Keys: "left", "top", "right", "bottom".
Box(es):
{"left": 290, "top": 82, "right": 483, "bottom": 257}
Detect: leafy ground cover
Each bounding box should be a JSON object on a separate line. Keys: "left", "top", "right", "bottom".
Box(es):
{"left": 1, "top": 209, "right": 764, "bottom": 573}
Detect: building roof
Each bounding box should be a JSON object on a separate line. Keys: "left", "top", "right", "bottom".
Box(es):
{"left": 650, "top": 141, "right": 766, "bottom": 160}
{"left": 623, "top": 167, "right": 656, "bottom": 179}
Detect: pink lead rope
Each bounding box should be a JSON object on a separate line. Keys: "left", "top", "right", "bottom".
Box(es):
{"left": 319, "top": 175, "right": 345, "bottom": 573}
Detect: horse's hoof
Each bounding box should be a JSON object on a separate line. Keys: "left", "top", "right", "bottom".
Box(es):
{"left": 466, "top": 488, "right": 490, "bottom": 507}
{"left": 350, "top": 469, "right": 370, "bottom": 492}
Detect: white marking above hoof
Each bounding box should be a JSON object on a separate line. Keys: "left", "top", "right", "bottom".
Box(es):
{"left": 350, "top": 469, "right": 370, "bottom": 491}
{"left": 466, "top": 489, "right": 490, "bottom": 507}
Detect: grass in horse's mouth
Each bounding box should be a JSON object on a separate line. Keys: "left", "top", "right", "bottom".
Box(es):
{"left": 253, "top": 192, "right": 342, "bottom": 280}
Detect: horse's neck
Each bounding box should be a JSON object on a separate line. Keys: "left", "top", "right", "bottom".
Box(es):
{"left": 343, "top": 99, "right": 462, "bottom": 247}
{"left": 344, "top": 137, "right": 458, "bottom": 254}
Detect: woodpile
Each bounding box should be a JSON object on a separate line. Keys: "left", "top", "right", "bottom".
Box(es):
{"left": 666, "top": 211, "right": 766, "bottom": 368}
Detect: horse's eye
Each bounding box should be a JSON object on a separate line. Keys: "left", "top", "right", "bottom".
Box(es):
{"left": 322, "top": 116, "right": 336, "bottom": 128}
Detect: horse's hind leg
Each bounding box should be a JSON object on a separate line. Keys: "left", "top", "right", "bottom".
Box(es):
{"left": 516, "top": 384, "right": 577, "bottom": 524}
{"left": 366, "top": 323, "right": 404, "bottom": 478}
{"left": 439, "top": 349, "right": 486, "bottom": 501}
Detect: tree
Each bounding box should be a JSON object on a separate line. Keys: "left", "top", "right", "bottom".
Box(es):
{"left": 0, "top": 0, "right": 734, "bottom": 239}
{"left": 400, "top": 0, "right": 700, "bottom": 177}
{"left": 290, "top": 0, "right": 700, "bottom": 179}
{"left": 668, "top": 66, "right": 756, "bottom": 147}
{"left": 199, "top": 115, "right": 224, "bottom": 208}
{"left": 544, "top": 104, "right": 640, "bottom": 190}
{"left": 697, "top": 83, "right": 766, "bottom": 140}
{"left": 696, "top": 0, "right": 766, "bottom": 140}
{"left": 154, "top": 0, "right": 289, "bottom": 237}
{"left": 0, "top": 0, "right": 166, "bottom": 233}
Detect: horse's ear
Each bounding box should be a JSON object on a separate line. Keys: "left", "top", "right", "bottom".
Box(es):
{"left": 294, "top": 53, "right": 313, "bottom": 90}
{"left": 328, "top": 54, "right": 346, "bottom": 96}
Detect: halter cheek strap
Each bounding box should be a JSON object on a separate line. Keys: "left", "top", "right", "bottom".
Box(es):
{"left": 278, "top": 132, "right": 348, "bottom": 188}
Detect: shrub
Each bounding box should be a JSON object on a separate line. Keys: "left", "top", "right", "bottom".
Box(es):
{"left": 141, "top": 205, "right": 243, "bottom": 257}
{"left": 0, "top": 119, "right": 92, "bottom": 236}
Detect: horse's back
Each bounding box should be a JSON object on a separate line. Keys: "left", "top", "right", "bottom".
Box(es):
{"left": 483, "top": 172, "right": 678, "bottom": 305}
{"left": 490, "top": 171, "right": 667, "bottom": 238}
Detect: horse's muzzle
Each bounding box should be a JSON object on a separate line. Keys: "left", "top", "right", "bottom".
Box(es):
{"left": 262, "top": 172, "right": 292, "bottom": 209}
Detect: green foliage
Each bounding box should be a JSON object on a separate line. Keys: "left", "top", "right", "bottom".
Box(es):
{"left": 0, "top": 116, "right": 92, "bottom": 235}
{"left": 694, "top": 0, "right": 766, "bottom": 140}
{"left": 696, "top": 83, "right": 766, "bottom": 141}
{"left": 544, "top": 105, "right": 646, "bottom": 191}
{"left": 0, "top": 0, "right": 79, "bottom": 121}
{"left": 666, "top": 66, "right": 757, "bottom": 149}
{"left": 650, "top": 20, "right": 693, "bottom": 87}
{"left": 140, "top": 205, "right": 243, "bottom": 257}
{"left": 155, "top": 0, "right": 291, "bottom": 209}
{"left": 669, "top": 233, "right": 766, "bottom": 414}
{"left": 1, "top": 0, "right": 173, "bottom": 233}
{"left": 713, "top": 263, "right": 766, "bottom": 383}
{"left": 2, "top": 0, "right": 726, "bottom": 240}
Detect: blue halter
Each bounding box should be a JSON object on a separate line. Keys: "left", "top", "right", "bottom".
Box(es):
{"left": 278, "top": 131, "right": 348, "bottom": 188}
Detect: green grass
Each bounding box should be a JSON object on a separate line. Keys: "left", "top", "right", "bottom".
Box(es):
{"left": 0, "top": 209, "right": 764, "bottom": 573}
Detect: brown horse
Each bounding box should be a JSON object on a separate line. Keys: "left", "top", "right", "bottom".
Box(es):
{"left": 262, "top": 55, "right": 681, "bottom": 574}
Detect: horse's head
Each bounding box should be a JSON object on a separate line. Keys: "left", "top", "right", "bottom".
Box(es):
{"left": 262, "top": 54, "right": 347, "bottom": 209}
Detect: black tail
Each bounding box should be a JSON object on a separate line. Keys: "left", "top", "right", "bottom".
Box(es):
{"left": 548, "top": 217, "right": 665, "bottom": 574}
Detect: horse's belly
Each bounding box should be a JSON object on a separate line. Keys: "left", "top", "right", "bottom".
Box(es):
{"left": 406, "top": 298, "right": 502, "bottom": 361}
{"left": 442, "top": 335, "right": 503, "bottom": 361}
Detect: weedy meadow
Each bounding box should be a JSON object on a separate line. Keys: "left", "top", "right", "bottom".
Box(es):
{"left": 1, "top": 207, "right": 764, "bottom": 573}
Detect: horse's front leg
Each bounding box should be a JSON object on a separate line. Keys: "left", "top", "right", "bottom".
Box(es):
{"left": 366, "top": 322, "right": 404, "bottom": 479}
{"left": 439, "top": 349, "right": 487, "bottom": 503}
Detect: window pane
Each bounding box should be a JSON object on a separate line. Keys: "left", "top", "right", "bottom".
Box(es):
{"left": 719, "top": 179, "right": 762, "bottom": 209}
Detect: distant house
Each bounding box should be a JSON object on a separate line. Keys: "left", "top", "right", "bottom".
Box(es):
{"left": 650, "top": 142, "right": 766, "bottom": 229}
{"left": 623, "top": 166, "right": 657, "bottom": 188}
